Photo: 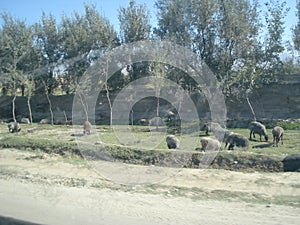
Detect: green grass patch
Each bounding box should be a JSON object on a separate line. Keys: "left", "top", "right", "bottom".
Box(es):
{"left": 0, "top": 123, "right": 299, "bottom": 172}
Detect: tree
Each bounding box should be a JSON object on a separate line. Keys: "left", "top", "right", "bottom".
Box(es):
{"left": 190, "top": 0, "right": 219, "bottom": 70}
{"left": 221, "top": 0, "right": 288, "bottom": 121}
{"left": 104, "top": 57, "right": 113, "bottom": 127}
{"left": 293, "top": 0, "right": 300, "bottom": 52}
{"left": 0, "top": 13, "right": 34, "bottom": 121}
{"left": 77, "top": 86, "right": 89, "bottom": 122}
{"left": 42, "top": 80, "right": 54, "bottom": 125}
{"left": 118, "top": 0, "right": 152, "bottom": 85}
{"left": 154, "top": 0, "right": 193, "bottom": 47}
{"left": 215, "top": 0, "right": 263, "bottom": 120}
{"left": 26, "top": 79, "right": 34, "bottom": 124}
{"left": 61, "top": 3, "right": 119, "bottom": 94}
{"left": 264, "top": 0, "right": 289, "bottom": 75}
{"left": 154, "top": 0, "right": 290, "bottom": 121}
{"left": 35, "top": 12, "right": 62, "bottom": 94}
{"left": 154, "top": 0, "right": 261, "bottom": 77}
{"left": 150, "top": 61, "right": 167, "bottom": 129}
{"left": 118, "top": 0, "right": 151, "bottom": 44}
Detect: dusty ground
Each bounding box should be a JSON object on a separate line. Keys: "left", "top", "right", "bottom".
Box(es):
{"left": 0, "top": 148, "right": 299, "bottom": 225}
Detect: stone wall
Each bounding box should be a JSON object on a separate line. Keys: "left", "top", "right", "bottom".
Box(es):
{"left": 0, "top": 75, "right": 299, "bottom": 123}
{"left": 227, "top": 82, "right": 300, "bottom": 120}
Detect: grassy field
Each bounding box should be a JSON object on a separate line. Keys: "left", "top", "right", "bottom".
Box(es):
{"left": 0, "top": 122, "right": 299, "bottom": 172}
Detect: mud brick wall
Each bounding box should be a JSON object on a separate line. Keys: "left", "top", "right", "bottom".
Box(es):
{"left": 0, "top": 75, "right": 299, "bottom": 123}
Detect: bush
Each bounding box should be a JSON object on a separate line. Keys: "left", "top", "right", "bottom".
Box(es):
{"left": 276, "top": 121, "right": 300, "bottom": 130}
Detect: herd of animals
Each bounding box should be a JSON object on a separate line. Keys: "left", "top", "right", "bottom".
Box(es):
{"left": 165, "top": 121, "right": 284, "bottom": 151}
{"left": 4, "top": 118, "right": 300, "bottom": 171}
{"left": 6, "top": 119, "right": 284, "bottom": 151}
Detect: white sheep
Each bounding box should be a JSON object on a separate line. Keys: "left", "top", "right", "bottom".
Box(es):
{"left": 200, "top": 137, "right": 221, "bottom": 151}
{"left": 272, "top": 126, "right": 284, "bottom": 147}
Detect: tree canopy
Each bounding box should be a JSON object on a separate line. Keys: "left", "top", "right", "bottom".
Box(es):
{"left": 294, "top": 0, "right": 300, "bottom": 52}
{"left": 0, "top": 0, "right": 295, "bottom": 103}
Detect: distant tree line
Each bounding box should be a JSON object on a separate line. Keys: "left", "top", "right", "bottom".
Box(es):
{"left": 0, "top": 0, "right": 299, "bottom": 102}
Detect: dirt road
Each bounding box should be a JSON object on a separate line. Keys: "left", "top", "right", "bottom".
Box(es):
{"left": 0, "top": 149, "right": 299, "bottom": 225}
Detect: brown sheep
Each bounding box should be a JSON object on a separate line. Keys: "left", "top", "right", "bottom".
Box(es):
{"left": 272, "top": 126, "right": 284, "bottom": 147}
{"left": 249, "top": 121, "right": 268, "bottom": 142}
{"left": 83, "top": 121, "right": 92, "bottom": 135}
{"left": 224, "top": 132, "right": 249, "bottom": 150}
{"left": 166, "top": 135, "right": 180, "bottom": 149}
{"left": 8, "top": 122, "right": 21, "bottom": 133}
{"left": 64, "top": 120, "right": 73, "bottom": 126}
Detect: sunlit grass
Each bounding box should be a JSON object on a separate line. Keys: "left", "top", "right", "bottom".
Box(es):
{"left": 1, "top": 123, "right": 299, "bottom": 154}
{"left": 0, "top": 122, "right": 299, "bottom": 172}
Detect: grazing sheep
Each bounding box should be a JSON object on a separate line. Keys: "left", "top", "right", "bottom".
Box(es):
{"left": 166, "top": 135, "right": 180, "bottom": 149}
{"left": 20, "top": 118, "right": 30, "bottom": 124}
{"left": 83, "top": 121, "right": 92, "bottom": 135}
{"left": 200, "top": 137, "right": 221, "bottom": 151}
{"left": 249, "top": 121, "right": 268, "bottom": 142}
{"left": 272, "top": 126, "right": 284, "bottom": 147}
{"left": 139, "top": 118, "right": 150, "bottom": 126}
{"left": 167, "top": 111, "right": 176, "bottom": 121}
{"left": 224, "top": 132, "right": 249, "bottom": 150}
{"left": 8, "top": 122, "right": 21, "bottom": 133}
{"left": 64, "top": 120, "right": 73, "bottom": 126}
{"left": 39, "top": 118, "right": 50, "bottom": 124}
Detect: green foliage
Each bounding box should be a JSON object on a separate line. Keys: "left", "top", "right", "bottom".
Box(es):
{"left": 154, "top": 0, "right": 290, "bottom": 104}
{"left": 60, "top": 4, "right": 120, "bottom": 94}
{"left": 154, "top": 0, "right": 193, "bottom": 47}
{"left": 275, "top": 121, "right": 300, "bottom": 130}
{"left": 264, "top": 0, "right": 289, "bottom": 75}
{"left": 0, "top": 13, "right": 34, "bottom": 95}
{"left": 34, "top": 12, "right": 63, "bottom": 94}
{"left": 252, "top": 120, "right": 300, "bottom": 130}
{"left": 117, "top": 0, "right": 152, "bottom": 89}
{"left": 0, "top": 0, "right": 296, "bottom": 99}
{"left": 293, "top": 0, "right": 300, "bottom": 52}
{"left": 118, "top": 0, "right": 151, "bottom": 43}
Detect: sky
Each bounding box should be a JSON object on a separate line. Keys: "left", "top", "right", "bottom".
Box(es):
{"left": 0, "top": 0, "right": 298, "bottom": 43}
{"left": 0, "top": 0, "right": 158, "bottom": 31}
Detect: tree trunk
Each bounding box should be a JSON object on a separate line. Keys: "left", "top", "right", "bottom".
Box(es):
{"left": 43, "top": 80, "right": 54, "bottom": 125}
{"left": 131, "top": 109, "right": 134, "bottom": 126}
{"left": 78, "top": 91, "right": 89, "bottom": 122}
{"left": 27, "top": 97, "right": 33, "bottom": 124}
{"left": 105, "top": 59, "right": 112, "bottom": 128}
{"left": 63, "top": 110, "right": 68, "bottom": 123}
{"left": 45, "top": 92, "right": 54, "bottom": 125}
{"left": 156, "top": 95, "right": 160, "bottom": 130}
{"left": 12, "top": 95, "right": 17, "bottom": 123}
{"left": 27, "top": 80, "right": 33, "bottom": 124}
{"left": 105, "top": 85, "right": 112, "bottom": 127}
{"left": 246, "top": 96, "right": 256, "bottom": 121}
